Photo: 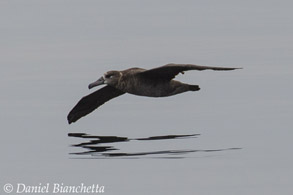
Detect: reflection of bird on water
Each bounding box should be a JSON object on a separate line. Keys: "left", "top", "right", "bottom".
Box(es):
{"left": 67, "top": 63, "right": 240, "bottom": 124}
{"left": 68, "top": 133, "right": 241, "bottom": 158}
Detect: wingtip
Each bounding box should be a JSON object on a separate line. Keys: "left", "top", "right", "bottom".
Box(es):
{"left": 67, "top": 114, "right": 74, "bottom": 124}
{"left": 224, "top": 67, "right": 243, "bottom": 71}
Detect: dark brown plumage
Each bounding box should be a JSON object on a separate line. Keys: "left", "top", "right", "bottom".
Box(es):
{"left": 67, "top": 63, "right": 240, "bottom": 124}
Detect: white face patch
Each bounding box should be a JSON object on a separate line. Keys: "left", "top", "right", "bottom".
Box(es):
{"left": 102, "top": 75, "right": 108, "bottom": 84}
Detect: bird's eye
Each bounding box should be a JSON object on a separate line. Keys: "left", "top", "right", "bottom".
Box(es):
{"left": 105, "top": 75, "right": 111, "bottom": 79}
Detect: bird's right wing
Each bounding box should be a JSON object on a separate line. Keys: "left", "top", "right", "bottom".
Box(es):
{"left": 139, "top": 63, "right": 240, "bottom": 80}
{"left": 67, "top": 86, "right": 125, "bottom": 124}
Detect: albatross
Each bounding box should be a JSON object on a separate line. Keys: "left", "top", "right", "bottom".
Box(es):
{"left": 67, "top": 63, "right": 240, "bottom": 124}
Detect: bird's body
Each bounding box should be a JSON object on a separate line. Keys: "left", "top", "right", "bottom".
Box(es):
{"left": 68, "top": 63, "right": 240, "bottom": 124}
{"left": 113, "top": 67, "right": 197, "bottom": 97}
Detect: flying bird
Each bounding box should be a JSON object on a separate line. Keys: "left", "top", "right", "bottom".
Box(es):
{"left": 67, "top": 63, "right": 240, "bottom": 124}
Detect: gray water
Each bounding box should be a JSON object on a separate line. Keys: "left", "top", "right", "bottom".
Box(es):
{"left": 1, "top": 1, "right": 292, "bottom": 194}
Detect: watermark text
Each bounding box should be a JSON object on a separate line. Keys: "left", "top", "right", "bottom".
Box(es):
{"left": 3, "top": 183, "right": 105, "bottom": 194}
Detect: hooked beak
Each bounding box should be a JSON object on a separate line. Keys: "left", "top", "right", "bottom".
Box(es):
{"left": 88, "top": 76, "right": 105, "bottom": 89}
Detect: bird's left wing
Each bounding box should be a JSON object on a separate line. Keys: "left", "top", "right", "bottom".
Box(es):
{"left": 67, "top": 86, "right": 125, "bottom": 124}
{"left": 139, "top": 63, "right": 240, "bottom": 80}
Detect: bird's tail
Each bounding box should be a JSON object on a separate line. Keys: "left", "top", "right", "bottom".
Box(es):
{"left": 189, "top": 85, "right": 200, "bottom": 91}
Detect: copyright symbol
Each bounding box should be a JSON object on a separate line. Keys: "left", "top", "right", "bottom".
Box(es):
{"left": 3, "top": 184, "right": 13, "bottom": 193}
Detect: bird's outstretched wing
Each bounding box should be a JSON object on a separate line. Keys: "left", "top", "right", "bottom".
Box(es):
{"left": 67, "top": 86, "right": 125, "bottom": 124}
{"left": 139, "top": 63, "right": 240, "bottom": 80}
